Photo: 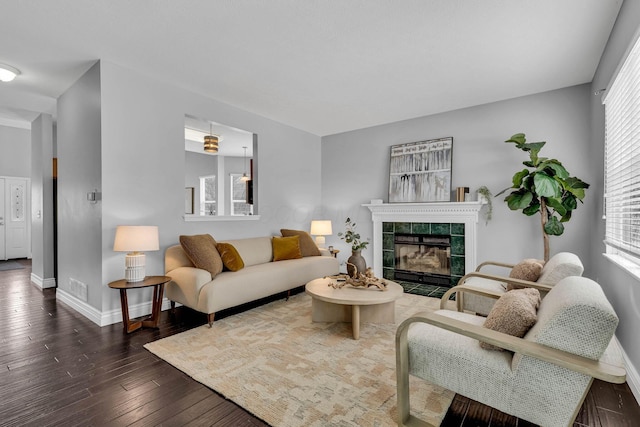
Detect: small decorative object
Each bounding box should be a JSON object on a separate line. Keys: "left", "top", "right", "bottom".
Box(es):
{"left": 388, "top": 137, "right": 453, "bottom": 202}
{"left": 455, "top": 186, "right": 469, "bottom": 202}
{"left": 338, "top": 217, "right": 370, "bottom": 278}
{"left": 327, "top": 267, "right": 387, "bottom": 291}
{"left": 328, "top": 245, "right": 334, "bottom": 252}
{"left": 496, "top": 133, "right": 590, "bottom": 262}
{"left": 477, "top": 185, "right": 493, "bottom": 224}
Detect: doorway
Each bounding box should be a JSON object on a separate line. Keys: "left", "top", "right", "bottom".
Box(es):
{"left": 0, "top": 176, "right": 31, "bottom": 260}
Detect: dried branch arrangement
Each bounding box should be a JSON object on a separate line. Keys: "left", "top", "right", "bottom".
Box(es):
{"left": 326, "top": 263, "right": 388, "bottom": 291}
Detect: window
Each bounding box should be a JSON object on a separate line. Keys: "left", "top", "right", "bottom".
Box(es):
{"left": 199, "top": 175, "right": 216, "bottom": 215}
{"left": 230, "top": 173, "right": 252, "bottom": 216}
{"left": 603, "top": 34, "right": 640, "bottom": 270}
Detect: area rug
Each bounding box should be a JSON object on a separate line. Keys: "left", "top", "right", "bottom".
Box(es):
{"left": 0, "top": 261, "right": 24, "bottom": 271}
{"left": 144, "top": 292, "right": 454, "bottom": 426}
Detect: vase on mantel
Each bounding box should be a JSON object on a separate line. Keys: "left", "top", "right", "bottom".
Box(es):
{"left": 347, "top": 249, "right": 367, "bottom": 278}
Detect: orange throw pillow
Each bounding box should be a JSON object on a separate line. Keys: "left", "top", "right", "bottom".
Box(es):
{"left": 272, "top": 236, "right": 303, "bottom": 261}
{"left": 280, "top": 229, "right": 321, "bottom": 257}
{"left": 216, "top": 243, "right": 245, "bottom": 272}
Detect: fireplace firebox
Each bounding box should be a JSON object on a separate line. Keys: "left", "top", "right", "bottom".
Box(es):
{"left": 394, "top": 233, "right": 451, "bottom": 286}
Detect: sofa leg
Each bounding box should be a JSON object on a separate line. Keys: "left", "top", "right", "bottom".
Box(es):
{"left": 286, "top": 290, "right": 291, "bottom": 301}
{"left": 170, "top": 301, "right": 176, "bottom": 315}
{"left": 207, "top": 313, "right": 215, "bottom": 327}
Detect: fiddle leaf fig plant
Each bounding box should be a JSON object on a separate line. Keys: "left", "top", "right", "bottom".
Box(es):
{"left": 496, "top": 133, "right": 590, "bottom": 261}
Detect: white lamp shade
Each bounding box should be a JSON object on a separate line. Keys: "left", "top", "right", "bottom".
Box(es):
{"left": 310, "top": 220, "right": 332, "bottom": 236}
{"left": 113, "top": 226, "right": 159, "bottom": 252}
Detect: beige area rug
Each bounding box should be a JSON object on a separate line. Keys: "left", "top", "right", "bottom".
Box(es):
{"left": 144, "top": 292, "right": 454, "bottom": 426}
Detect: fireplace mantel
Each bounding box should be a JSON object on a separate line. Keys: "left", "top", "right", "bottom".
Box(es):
{"left": 364, "top": 202, "right": 484, "bottom": 279}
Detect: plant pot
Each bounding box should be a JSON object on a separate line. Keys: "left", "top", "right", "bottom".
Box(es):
{"left": 347, "top": 249, "right": 366, "bottom": 278}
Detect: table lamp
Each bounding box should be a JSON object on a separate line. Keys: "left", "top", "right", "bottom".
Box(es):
{"left": 310, "top": 220, "right": 332, "bottom": 248}
{"left": 113, "top": 225, "right": 159, "bottom": 282}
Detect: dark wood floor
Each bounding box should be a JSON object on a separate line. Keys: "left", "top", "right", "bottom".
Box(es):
{"left": 1, "top": 260, "right": 639, "bottom": 426}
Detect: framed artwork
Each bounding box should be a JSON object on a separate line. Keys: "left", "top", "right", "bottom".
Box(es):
{"left": 185, "top": 187, "right": 194, "bottom": 214}
{"left": 388, "top": 137, "right": 453, "bottom": 203}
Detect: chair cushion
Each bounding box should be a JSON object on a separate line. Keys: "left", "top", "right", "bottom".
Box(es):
{"left": 216, "top": 242, "right": 245, "bottom": 272}
{"left": 513, "top": 276, "right": 619, "bottom": 370}
{"left": 536, "top": 252, "right": 583, "bottom": 285}
{"left": 179, "top": 234, "right": 223, "bottom": 278}
{"left": 272, "top": 236, "right": 303, "bottom": 261}
{"left": 280, "top": 229, "right": 321, "bottom": 257}
{"left": 506, "top": 259, "right": 544, "bottom": 290}
{"left": 481, "top": 288, "right": 541, "bottom": 351}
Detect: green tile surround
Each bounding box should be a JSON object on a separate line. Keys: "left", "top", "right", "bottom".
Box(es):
{"left": 383, "top": 221, "right": 465, "bottom": 287}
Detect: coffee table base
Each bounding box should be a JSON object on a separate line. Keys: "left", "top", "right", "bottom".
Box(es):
{"left": 311, "top": 298, "right": 396, "bottom": 340}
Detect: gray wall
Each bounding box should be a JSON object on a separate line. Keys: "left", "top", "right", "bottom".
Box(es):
{"left": 321, "top": 85, "right": 593, "bottom": 273}
{"left": 53, "top": 60, "right": 323, "bottom": 314}
{"left": 57, "top": 61, "right": 102, "bottom": 309}
{"left": 0, "top": 124, "right": 30, "bottom": 177}
{"left": 30, "top": 113, "right": 55, "bottom": 285}
{"left": 590, "top": 0, "right": 640, "bottom": 382}
{"left": 184, "top": 151, "right": 218, "bottom": 215}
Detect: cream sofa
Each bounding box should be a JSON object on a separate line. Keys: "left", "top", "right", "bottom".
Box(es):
{"left": 165, "top": 236, "right": 340, "bottom": 325}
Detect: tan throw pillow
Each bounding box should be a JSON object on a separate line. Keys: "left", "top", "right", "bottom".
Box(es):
{"left": 179, "top": 234, "right": 223, "bottom": 278}
{"left": 280, "top": 229, "right": 321, "bottom": 257}
{"left": 506, "top": 259, "right": 544, "bottom": 291}
{"left": 272, "top": 235, "right": 303, "bottom": 261}
{"left": 480, "top": 288, "right": 541, "bottom": 351}
{"left": 216, "top": 242, "right": 245, "bottom": 272}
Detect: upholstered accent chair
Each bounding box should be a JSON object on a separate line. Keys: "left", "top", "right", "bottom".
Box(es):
{"left": 441, "top": 252, "right": 584, "bottom": 316}
{"left": 396, "top": 276, "right": 625, "bottom": 427}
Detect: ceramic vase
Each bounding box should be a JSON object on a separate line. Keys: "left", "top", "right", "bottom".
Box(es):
{"left": 347, "top": 249, "right": 366, "bottom": 278}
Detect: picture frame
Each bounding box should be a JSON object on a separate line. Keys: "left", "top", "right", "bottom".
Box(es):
{"left": 388, "top": 137, "right": 453, "bottom": 203}
{"left": 185, "top": 187, "right": 194, "bottom": 214}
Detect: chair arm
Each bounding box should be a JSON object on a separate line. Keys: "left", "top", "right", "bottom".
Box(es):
{"left": 475, "top": 260, "right": 516, "bottom": 272}
{"left": 440, "top": 283, "right": 504, "bottom": 310}
{"left": 441, "top": 272, "right": 554, "bottom": 312}
{"left": 396, "top": 311, "right": 626, "bottom": 384}
{"left": 460, "top": 272, "right": 554, "bottom": 292}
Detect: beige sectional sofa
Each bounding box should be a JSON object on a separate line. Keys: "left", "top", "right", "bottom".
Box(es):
{"left": 165, "top": 236, "right": 340, "bottom": 325}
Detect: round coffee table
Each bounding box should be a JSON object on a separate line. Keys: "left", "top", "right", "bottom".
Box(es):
{"left": 305, "top": 277, "right": 404, "bottom": 339}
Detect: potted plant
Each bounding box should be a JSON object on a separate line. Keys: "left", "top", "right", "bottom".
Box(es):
{"left": 497, "top": 133, "right": 590, "bottom": 262}
{"left": 477, "top": 185, "right": 493, "bottom": 224}
{"left": 338, "top": 217, "right": 370, "bottom": 277}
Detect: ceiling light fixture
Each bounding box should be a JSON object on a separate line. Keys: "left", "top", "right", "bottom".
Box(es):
{"left": 241, "top": 146, "right": 250, "bottom": 182}
{"left": 0, "top": 63, "right": 21, "bottom": 82}
{"left": 204, "top": 123, "right": 219, "bottom": 153}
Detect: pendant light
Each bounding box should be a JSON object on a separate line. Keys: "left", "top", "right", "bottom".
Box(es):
{"left": 204, "top": 123, "right": 219, "bottom": 153}
{"left": 240, "top": 146, "right": 250, "bottom": 182}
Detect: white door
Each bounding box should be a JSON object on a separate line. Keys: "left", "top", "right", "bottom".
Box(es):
{"left": 0, "top": 178, "right": 5, "bottom": 260}
{"left": 5, "top": 178, "right": 29, "bottom": 259}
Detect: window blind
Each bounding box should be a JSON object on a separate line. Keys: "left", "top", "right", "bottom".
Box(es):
{"left": 604, "top": 33, "right": 640, "bottom": 260}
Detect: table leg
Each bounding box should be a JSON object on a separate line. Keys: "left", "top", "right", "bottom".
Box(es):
{"left": 143, "top": 284, "right": 164, "bottom": 329}
{"left": 119, "top": 289, "right": 142, "bottom": 333}
{"left": 352, "top": 305, "right": 360, "bottom": 340}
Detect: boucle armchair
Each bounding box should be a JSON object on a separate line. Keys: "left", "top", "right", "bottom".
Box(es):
{"left": 441, "top": 252, "right": 584, "bottom": 315}
{"left": 396, "top": 276, "right": 625, "bottom": 427}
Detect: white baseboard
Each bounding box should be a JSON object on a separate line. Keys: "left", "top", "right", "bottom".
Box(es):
{"left": 31, "top": 273, "right": 56, "bottom": 289}
{"left": 56, "top": 288, "right": 174, "bottom": 327}
{"left": 617, "top": 336, "right": 640, "bottom": 405}
{"left": 56, "top": 288, "right": 103, "bottom": 326}
{"left": 100, "top": 298, "right": 174, "bottom": 326}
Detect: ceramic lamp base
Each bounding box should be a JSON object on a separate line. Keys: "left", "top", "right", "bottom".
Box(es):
{"left": 125, "top": 252, "right": 146, "bottom": 282}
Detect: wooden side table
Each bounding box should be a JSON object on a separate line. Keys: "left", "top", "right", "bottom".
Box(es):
{"left": 108, "top": 275, "right": 171, "bottom": 333}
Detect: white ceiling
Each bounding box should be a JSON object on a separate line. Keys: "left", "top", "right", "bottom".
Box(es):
{"left": 0, "top": 0, "right": 623, "bottom": 136}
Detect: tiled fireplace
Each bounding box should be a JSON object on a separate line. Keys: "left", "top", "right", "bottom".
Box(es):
{"left": 365, "top": 202, "right": 483, "bottom": 287}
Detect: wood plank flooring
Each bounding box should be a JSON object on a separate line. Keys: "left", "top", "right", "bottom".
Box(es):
{"left": 1, "top": 260, "right": 638, "bottom": 426}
